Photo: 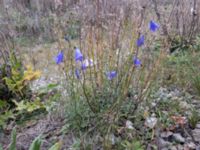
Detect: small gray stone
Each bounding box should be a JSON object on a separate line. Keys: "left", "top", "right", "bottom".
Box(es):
{"left": 192, "top": 100, "right": 199, "bottom": 105}
{"left": 185, "top": 142, "right": 196, "bottom": 149}
{"left": 192, "top": 129, "right": 200, "bottom": 142}
{"left": 196, "top": 123, "right": 200, "bottom": 129}
{"left": 145, "top": 117, "right": 157, "bottom": 129}
{"left": 177, "top": 145, "right": 184, "bottom": 150}
{"left": 171, "top": 96, "right": 180, "bottom": 101}
{"left": 161, "top": 148, "right": 169, "bottom": 150}
{"left": 167, "top": 93, "right": 173, "bottom": 99}
{"left": 170, "top": 146, "right": 177, "bottom": 150}
{"left": 158, "top": 138, "right": 172, "bottom": 148}
{"left": 196, "top": 146, "right": 200, "bottom": 150}
{"left": 172, "top": 133, "right": 185, "bottom": 144}
{"left": 151, "top": 102, "right": 157, "bottom": 107}
{"left": 147, "top": 144, "right": 157, "bottom": 150}
{"left": 186, "top": 137, "right": 193, "bottom": 142}
{"left": 179, "top": 101, "right": 191, "bottom": 110}
{"left": 161, "top": 131, "right": 173, "bottom": 138}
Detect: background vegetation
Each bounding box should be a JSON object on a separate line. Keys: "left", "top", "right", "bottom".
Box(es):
{"left": 0, "top": 0, "right": 200, "bottom": 149}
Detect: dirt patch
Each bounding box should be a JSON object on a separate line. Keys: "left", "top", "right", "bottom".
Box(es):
{"left": 0, "top": 116, "right": 74, "bottom": 150}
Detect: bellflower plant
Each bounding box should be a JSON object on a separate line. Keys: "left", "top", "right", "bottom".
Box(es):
{"left": 75, "top": 48, "right": 83, "bottom": 62}
{"left": 133, "top": 56, "right": 141, "bottom": 67}
{"left": 55, "top": 51, "right": 64, "bottom": 64}
{"left": 149, "top": 20, "right": 159, "bottom": 32}
{"left": 63, "top": 11, "right": 165, "bottom": 142}
{"left": 137, "top": 35, "right": 145, "bottom": 47}
{"left": 106, "top": 71, "right": 117, "bottom": 80}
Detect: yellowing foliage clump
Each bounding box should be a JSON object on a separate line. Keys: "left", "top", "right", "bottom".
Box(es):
{"left": 23, "top": 65, "right": 41, "bottom": 82}
{"left": 4, "top": 64, "right": 41, "bottom": 97}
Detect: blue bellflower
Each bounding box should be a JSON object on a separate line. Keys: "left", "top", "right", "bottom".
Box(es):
{"left": 136, "top": 35, "right": 145, "bottom": 47}
{"left": 55, "top": 51, "right": 64, "bottom": 64}
{"left": 149, "top": 20, "right": 159, "bottom": 32}
{"left": 106, "top": 71, "right": 117, "bottom": 80}
{"left": 75, "top": 48, "right": 83, "bottom": 61}
{"left": 81, "top": 63, "right": 87, "bottom": 70}
{"left": 133, "top": 56, "right": 141, "bottom": 67}
{"left": 64, "top": 35, "right": 70, "bottom": 41}
{"left": 75, "top": 69, "right": 80, "bottom": 79}
{"left": 81, "top": 59, "right": 94, "bottom": 70}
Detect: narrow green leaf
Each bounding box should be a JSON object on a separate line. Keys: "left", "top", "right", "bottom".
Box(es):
{"left": 9, "top": 128, "right": 17, "bottom": 150}
{"left": 0, "top": 144, "right": 3, "bottom": 150}
{"left": 48, "top": 142, "right": 62, "bottom": 150}
{"left": 47, "top": 83, "right": 58, "bottom": 90}
{"left": 29, "top": 135, "right": 42, "bottom": 150}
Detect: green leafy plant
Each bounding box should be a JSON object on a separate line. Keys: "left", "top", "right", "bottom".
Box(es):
{"left": 193, "top": 35, "right": 200, "bottom": 52}
{"left": 192, "top": 75, "right": 200, "bottom": 96}
{"left": 13, "top": 98, "right": 45, "bottom": 113}
{"left": 0, "top": 82, "right": 60, "bottom": 129}
{"left": 0, "top": 99, "right": 15, "bottom": 128}
{"left": 69, "top": 138, "right": 81, "bottom": 150}
{"left": 189, "top": 109, "right": 200, "bottom": 129}
{"left": 67, "top": 20, "right": 80, "bottom": 40}
{"left": 187, "top": 58, "right": 200, "bottom": 96}
{"left": 0, "top": 110, "right": 14, "bottom": 129}
{"left": 121, "top": 140, "right": 144, "bottom": 150}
